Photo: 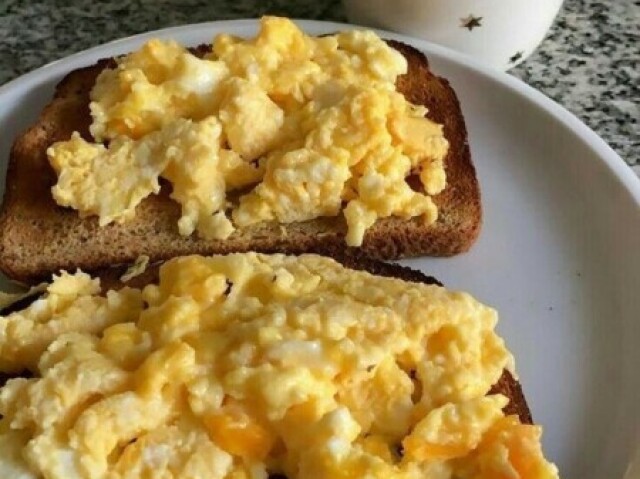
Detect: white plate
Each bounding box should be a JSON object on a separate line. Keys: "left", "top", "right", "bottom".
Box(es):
{"left": 1, "top": 19, "right": 639, "bottom": 479}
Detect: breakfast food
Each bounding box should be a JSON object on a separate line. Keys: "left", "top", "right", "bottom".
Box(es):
{"left": 0, "top": 17, "right": 481, "bottom": 284}
{"left": 0, "top": 253, "right": 558, "bottom": 478}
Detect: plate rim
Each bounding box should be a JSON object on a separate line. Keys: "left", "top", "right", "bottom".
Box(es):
{"left": 1, "top": 18, "right": 638, "bottom": 210}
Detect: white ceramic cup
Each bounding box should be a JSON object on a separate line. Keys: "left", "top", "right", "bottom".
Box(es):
{"left": 343, "top": 0, "right": 564, "bottom": 70}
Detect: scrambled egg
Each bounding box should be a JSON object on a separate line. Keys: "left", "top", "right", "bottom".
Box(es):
{"left": 0, "top": 253, "right": 559, "bottom": 479}
{"left": 47, "top": 16, "right": 449, "bottom": 246}
{"left": 49, "top": 117, "right": 256, "bottom": 238}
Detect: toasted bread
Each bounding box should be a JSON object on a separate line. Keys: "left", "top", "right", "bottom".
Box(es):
{"left": 0, "top": 41, "right": 481, "bottom": 284}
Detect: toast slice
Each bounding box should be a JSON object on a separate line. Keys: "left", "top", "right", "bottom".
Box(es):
{"left": 0, "top": 253, "right": 530, "bottom": 426}
{"left": 0, "top": 41, "right": 481, "bottom": 284}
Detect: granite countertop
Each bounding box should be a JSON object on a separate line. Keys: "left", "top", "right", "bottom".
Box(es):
{"left": 1, "top": 0, "right": 638, "bottom": 173}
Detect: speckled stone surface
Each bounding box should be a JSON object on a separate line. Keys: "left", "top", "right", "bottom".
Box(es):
{"left": 1, "top": 0, "right": 638, "bottom": 172}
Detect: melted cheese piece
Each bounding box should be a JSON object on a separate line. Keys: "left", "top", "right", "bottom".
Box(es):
{"left": 48, "top": 16, "right": 450, "bottom": 246}
{"left": 0, "top": 253, "right": 558, "bottom": 479}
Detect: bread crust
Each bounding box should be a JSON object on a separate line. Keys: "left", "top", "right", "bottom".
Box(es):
{"left": 0, "top": 42, "right": 481, "bottom": 283}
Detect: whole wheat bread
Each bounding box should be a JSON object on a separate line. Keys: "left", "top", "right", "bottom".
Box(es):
{"left": 0, "top": 252, "right": 530, "bottom": 425}
{"left": 0, "top": 41, "right": 481, "bottom": 284}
